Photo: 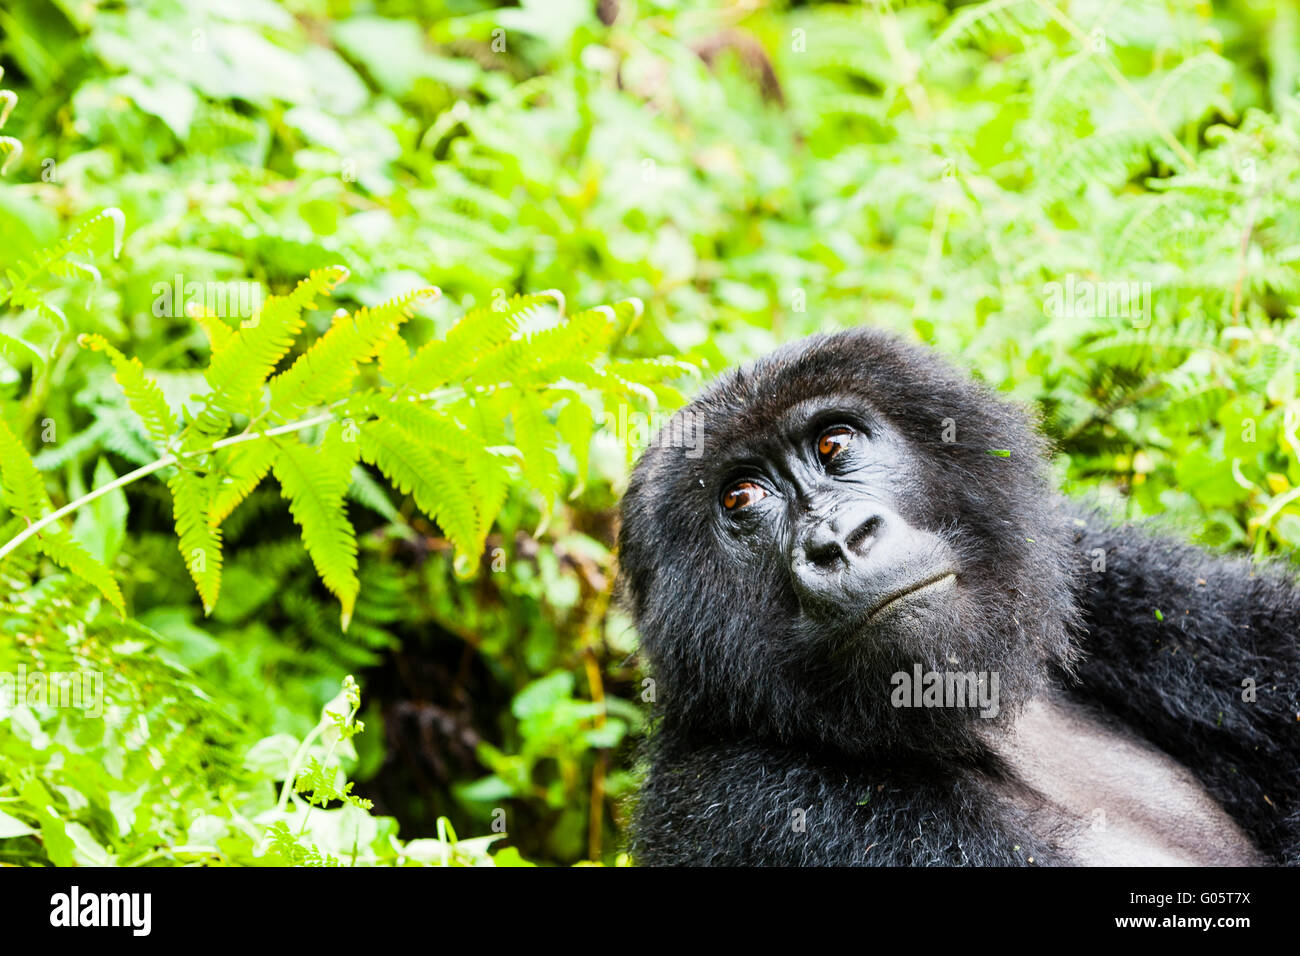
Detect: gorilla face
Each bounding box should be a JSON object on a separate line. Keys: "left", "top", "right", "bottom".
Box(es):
{"left": 712, "top": 392, "right": 961, "bottom": 651}
{"left": 620, "top": 329, "right": 1077, "bottom": 756}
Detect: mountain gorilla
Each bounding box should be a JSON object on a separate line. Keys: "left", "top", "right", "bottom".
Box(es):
{"left": 618, "top": 328, "right": 1300, "bottom": 866}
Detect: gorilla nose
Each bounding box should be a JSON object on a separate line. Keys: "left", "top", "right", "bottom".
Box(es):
{"left": 797, "top": 507, "right": 884, "bottom": 573}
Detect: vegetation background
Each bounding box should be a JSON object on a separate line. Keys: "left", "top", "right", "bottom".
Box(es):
{"left": 1, "top": 0, "right": 1297, "bottom": 866}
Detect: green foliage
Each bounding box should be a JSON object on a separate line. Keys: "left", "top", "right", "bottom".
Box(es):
{"left": 274, "top": 427, "right": 362, "bottom": 628}
{"left": 1, "top": 0, "right": 1298, "bottom": 866}
{"left": 0, "top": 417, "right": 125, "bottom": 615}
{"left": 7, "top": 272, "right": 669, "bottom": 625}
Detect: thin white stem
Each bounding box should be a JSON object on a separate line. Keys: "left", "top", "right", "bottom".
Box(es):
{"left": 0, "top": 336, "right": 573, "bottom": 564}
{"left": 0, "top": 411, "right": 337, "bottom": 563}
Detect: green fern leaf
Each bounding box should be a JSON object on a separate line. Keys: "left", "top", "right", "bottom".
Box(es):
{"left": 0, "top": 417, "right": 52, "bottom": 519}
{"left": 1043, "top": 126, "right": 1158, "bottom": 199}
{"left": 556, "top": 396, "right": 595, "bottom": 499}
{"left": 0, "top": 516, "right": 31, "bottom": 579}
{"left": 191, "top": 266, "right": 348, "bottom": 438}
{"left": 374, "top": 399, "right": 474, "bottom": 457}
{"left": 36, "top": 530, "right": 126, "bottom": 617}
{"left": 55, "top": 207, "right": 125, "bottom": 260}
{"left": 358, "top": 419, "right": 478, "bottom": 561}
{"left": 269, "top": 286, "right": 438, "bottom": 419}
{"left": 484, "top": 305, "right": 617, "bottom": 386}
{"left": 194, "top": 311, "right": 235, "bottom": 356}
{"left": 168, "top": 469, "right": 223, "bottom": 613}
{"left": 512, "top": 392, "right": 561, "bottom": 524}
{"left": 401, "top": 293, "right": 558, "bottom": 392}
{"left": 79, "top": 334, "right": 176, "bottom": 447}
{"left": 1151, "top": 52, "right": 1232, "bottom": 128}
{"left": 377, "top": 333, "right": 411, "bottom": 383}
{"left": 0, "top": 330, "right": 44, "bottom": 373}
{"left": 0, "top": 421, "right": 125, "bottom": 614}
{"left": 924, "top": 0, "right": 1045, "bottom": 68}
{"left": 465, "top": 447, "right": 512, "bottom": 549}
{"left": 272, "top": 427, "right": 361, "bottom": 629}
{"left": 347, "top": 464, "right": 402, "bottom": 524}
{"left": 208, "top": 438, "right": 279, "bottom": 527}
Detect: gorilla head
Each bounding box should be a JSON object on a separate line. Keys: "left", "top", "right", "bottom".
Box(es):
{"left": 619, "top": 328, "right": 1078, "bottom": 758}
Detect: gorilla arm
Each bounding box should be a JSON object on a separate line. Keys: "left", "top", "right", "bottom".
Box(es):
{"left": 631, "top": 738, "right": 1056, "bottom": 866}
{"left": 1066, "top": 511, "right": 1300, "bottom": 864}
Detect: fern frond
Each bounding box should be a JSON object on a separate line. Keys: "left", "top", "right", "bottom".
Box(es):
{"left": 465, "top": 448, "right": 512, "bottom": 550}
{"left": 208, "top": 438, "right": 279, "bottom": 527}
{"left": 56, "top": 207, "right": 125, "bottom": 260}
{"left": 168, "top": 469, "right": 223, "bottom": 613}
{"left": 377, "top": 333, "right": 411, "bottom": 383}
{"left": 79, "top": 334, "right": 177, "bottom": 447}
{"left": 0, "top": 330, "right": 44, "bottom": 373}
{"left": 1081, "top": 320, "right": 1219, "bottom": 368}
{"left": 36, "top": 530, "right": 126, "bottom": 617}
{"left": 1151, "top": 52, "right": 1232, "bottom": 128}
{"left": 402, "top": 293, "right": 557, "bottom": 392}
{"left": 269, "top": 286, "right": 438, "bottom": 419}
{"left": 512, "top": 392, "right": 561, "bottom": 519}
{"left": 0, "top": 516, "right": 31, "bottom": 579}
{"left": 31, "top": 420, "right": 109, "bottom": 472}
{"left": 0, "top": 208, "right": 124, "bottom": 314}
{"left": 0, "top": 135, "right": 22, "bottom": 175}
{"left": 1108, "top": 194, "right": 1195, "bottom": 268}
{"left": 556, "top": 396, "right": 594, "bottom": 498}
{"left": 0, "top": 421, "right": 125, "bottom": 614}
{"left": 1031, "top": 52, "right": 1111, "bottom": 127}
{"left": 358, "top": 419, "right": 479, "bottom": 560}
{"left": 347, "top": 464, "right": 401, "bottom": 523}
{"left": 193, "top": 309, "right": 236, "bottom": 356}
{"left": 468, "top": 308, "right": 612, "bottom": 387}
{"left": 47, "top": 259, "right": 102, "bottom": 282}
{"left": 191, "top": 266, "right": 348, "bottom": 438}
{"left": 1041, "top": 126, "right": 1156, "bottom": 199}
{"left": 0, "top": 417, "right": 52, "bottom": 519}
{"left": 272, "top": 427, "right": 361, "bottom": 629}
{"left": 91, "top": 406, "right": 159, "bottom": 466}
{"left": 377, "top": 399, "right": 475, "bottom": 457}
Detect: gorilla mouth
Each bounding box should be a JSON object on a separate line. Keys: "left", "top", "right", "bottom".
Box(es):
{"left": 866, "top": 571, "right": 958, "bottom": 622}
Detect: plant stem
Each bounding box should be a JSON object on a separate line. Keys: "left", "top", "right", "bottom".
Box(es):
{"left": 1, "top": 374, "right": 501, "bottom": 564}
{"left": 0, "top": 410, "right": 338, "bottom": 563}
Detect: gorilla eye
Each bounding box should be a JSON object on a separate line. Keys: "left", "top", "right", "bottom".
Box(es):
{"left": 816, "top": 426, "right": 855, "bottom": 464}
{"left": 722, "top": 481, "right": 769, "bottom": 511}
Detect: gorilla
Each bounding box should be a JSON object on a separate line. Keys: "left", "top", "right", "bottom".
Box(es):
{"left": 618, "top": 328, "right": 1300, "bottom": 866}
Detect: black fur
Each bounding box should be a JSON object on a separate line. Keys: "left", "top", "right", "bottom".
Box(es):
{"left": 619, "top": 328, "right": 1300, "bottom": 866}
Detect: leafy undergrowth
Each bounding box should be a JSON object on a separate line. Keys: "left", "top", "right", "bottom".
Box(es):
{"left": 2, "top": 0, "right": 1299, "bottom": 864}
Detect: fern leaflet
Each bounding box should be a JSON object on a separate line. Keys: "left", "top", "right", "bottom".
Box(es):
{"left": 272, "top": 427, "right": 361, "bottom": 629}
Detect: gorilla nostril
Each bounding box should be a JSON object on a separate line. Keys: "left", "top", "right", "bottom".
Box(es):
{"left": 805, "top": 539, "right": 845, "bottom": 570}
{"left": 844, "top": 514, "right": 882, "bottom": 556}
{"left": 799, "top": 511, "right": 882, "bottom": 573}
